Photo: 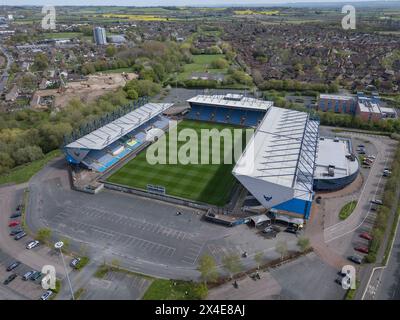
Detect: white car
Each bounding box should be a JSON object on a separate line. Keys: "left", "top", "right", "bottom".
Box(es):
{"left": 26, "top": 240, "right": 40, "bottom": 250}
{"left": 40, "top": 290, "right": 53, "bottom": 300}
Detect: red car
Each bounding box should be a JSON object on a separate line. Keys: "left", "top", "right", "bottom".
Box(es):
{"left": 8, "top": 220, "right": 20, "bottom": 227}
{"left": 355, "top": 246, "right": 369, "bottom": 254}
{"left": 359, "top": 232, "right": 373, "bottom": 241}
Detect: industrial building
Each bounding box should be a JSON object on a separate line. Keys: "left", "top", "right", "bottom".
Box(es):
{"left": 317, "top": 93, "right": 397, "bottom": 120}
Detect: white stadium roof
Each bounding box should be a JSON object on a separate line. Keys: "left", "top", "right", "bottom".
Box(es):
{"left": 65, "top": 103, "right": 173, "bottom": 150}
{"left": 187, "top": 94, "right": 273, "bottom": 111}
{"left": 233, "top": 107, "right": 319, "bottom": 203}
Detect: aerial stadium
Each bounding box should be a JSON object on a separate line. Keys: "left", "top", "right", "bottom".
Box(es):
{"left": 64, "top": 93, "right": 360, "bottom": 222}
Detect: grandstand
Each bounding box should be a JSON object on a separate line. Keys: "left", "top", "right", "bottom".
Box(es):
{"left": 186, "top": 94, "right": 272, "bottom": 127}
{"left": 233, "top": 107, "right": 319, "bottom": 219}
{"left": 64, "top": 102, "right": 173, "bottom": 173}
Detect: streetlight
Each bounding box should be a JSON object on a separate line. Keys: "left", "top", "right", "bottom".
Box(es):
{"left": 55, "top": 241, "right": 75, "bottom": 300}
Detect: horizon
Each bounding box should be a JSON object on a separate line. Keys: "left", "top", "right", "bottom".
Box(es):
{"left": 3, "top": 0, "right": 400, "bottom": 8}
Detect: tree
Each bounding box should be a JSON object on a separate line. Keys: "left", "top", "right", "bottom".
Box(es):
{"left": 197, "top": 254, "right": 219, "bottom": 284}
{"left": 126, "top": 89, "right": 138, "bottom": 100}
{"left": 13, "top": 145, "right": 44, "bottom": 166}
{"left": 32, "top": 53, "right": 49, "bottom": 71}
{"left": 222, "top": 254, "right": 242, "bottom": 279}
{"left": 297, "top": 237, "right": 311, "bottom": 252}
{"left": 105, "top": 45, "right": 117, "bottom": 57}
{"left": 36, "top": 228, "right": 52, "bottom": 243}
{"left": 275, "top": 240, "right": 288, "bottom": 261}
{"left": 254, "top": 251, "right": 264, "bottom": 270}
{"left": 210, "top": 58, "right": 229, "bottom": 69}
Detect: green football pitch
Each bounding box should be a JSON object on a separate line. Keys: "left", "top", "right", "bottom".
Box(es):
{"left": 107, "top": 120, "right": 247, "bottom": 206}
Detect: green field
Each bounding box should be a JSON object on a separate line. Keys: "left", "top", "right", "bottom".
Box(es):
{"left": 107, "top": 120, "right": 245, "bottom": 206}
{"left": 177, "top": 54, "right": 227, "bottom": 81}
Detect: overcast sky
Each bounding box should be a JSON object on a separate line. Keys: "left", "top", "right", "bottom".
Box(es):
{"left": 1, "top": 0, "right": 397, "bottom": 7}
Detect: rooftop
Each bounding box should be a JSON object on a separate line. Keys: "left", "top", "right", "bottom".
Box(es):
{"left": 187, "top": 94, "right": 273, "bottom": 111}
{"left": 319, "top": 94, "right": 355, "bottom": 101}
{"left": 233, "top": 107, "right": 319, "bottom": 202}
{"left": 65, "top": 103, "right": 173, "bottom": 150}
{"left": 314, "top": 137, "right": 359, "bottom": 180}
{"left": 357, "top": 97, "right": 381, "bottom": 114}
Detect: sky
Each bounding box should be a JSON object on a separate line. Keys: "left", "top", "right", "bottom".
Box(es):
{"left": 2, "top": 0, "right": 398, "bottom": 7}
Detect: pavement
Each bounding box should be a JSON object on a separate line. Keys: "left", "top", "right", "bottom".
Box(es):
{"left": 207, "top": 252, "right": 346, "bottom": 300}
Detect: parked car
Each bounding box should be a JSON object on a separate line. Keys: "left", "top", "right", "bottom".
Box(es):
{"left": 40, "top": 290, "right": 53, "bottom": 300}
{"left": 70, "top": 257, "right": 81, "bottom": 269}
{"left": 8, "top": 220, "right": 20, "bottom": 227}
{"left": 358, "top": 150, "right": 366, "bottom": 155}
{"left": 10, "top": 212, "right": 22, "bottom": 219}
{"left": 371, "top": 204, "right": 378, "bottom": 211}
{"left": 348, "top": 255, "right": 363, "bottom": 264}
{"left": 3, "top": 273, "right": 17, "bottom": 285}
{"left": 22, "top": 271, "right": 35, "bottom": 281}
{"left": 14, "top": 231, "right": 27, "bottom": 240}
{"left": 9, "top": 227, "right": 23, "bottom": 236}
{"left": 371, "top": 199, "right": 383, "bottom": 205}
{"left": 26, "top": 240, "right": 40, "bottom": 250}
{"left": 315, "top": 196, "right": 322, "bottom": 204}
{"left": 355, "top": 246, "right": 369, "bottom": 254}
{"left": 366, "top": 155, "right": 376, "bottom": 160}
{"left": 6, "top": 261, "right": 21, "bottom": 272}
{"left": 360, "top": 232, "right": 373, "bottom": 241}
{"left": 358, "top": 144, "right": 365, "bottom": 148}
{"left": 30, "top": 271, "right": 42, "bottom": 281}
{"left": 16, "top": 204, "right": 23, "bottom": 211}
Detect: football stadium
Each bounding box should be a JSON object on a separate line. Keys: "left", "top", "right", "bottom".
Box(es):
{"left": 64, "top": 93, "right": 359, "bottom": 222}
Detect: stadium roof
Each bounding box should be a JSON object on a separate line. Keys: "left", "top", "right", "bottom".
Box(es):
{"left": 187, "top": 94, "right": 272, "bottom": 111}
{"left": 233, "top": 107, "right": 319, "bottom": 202}
{"left": 65, "top": 103, "right": 173, "bottom": 150}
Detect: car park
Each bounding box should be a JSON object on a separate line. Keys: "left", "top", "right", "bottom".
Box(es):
{"left": 3, "top": 273, "right": 17, "bottom": 285}
{"left": 26, "top": 240, "right": 40, "bottom": 250}
{"left": 8, "top": 220, "right": 20, "bottom": 227}
{"left": 40, "top": 290, "right": 53, "bottom": 300}
{"left": 9, "top": 227, "right": 23, "bottom": 236}
{"left": 355, "top": 246, "right": 369, "bottom": 254}
{"left": 360, "top": 232, "right": 373, "bottom": 241}
{"left": 6, "top": 261, "right": 21, "bottom": 271}
{"left": 70, "top": 257, "right": 81, "bottom": 269}
{"left": 30, "top": 271, "right": 42, "bottom": 281}
{"left": 22, "top": 271, "right": 35, "bottom": 281}
{"left": 348, "top": 255, "right": 363, "bottom": 264}
{"left": 14, "top": 231, "right": 27, "bottom": 240}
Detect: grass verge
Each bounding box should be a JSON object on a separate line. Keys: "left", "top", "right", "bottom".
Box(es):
{"left": 142, "top": 279, "right": 207, "bottom": 300}
{"left": 339, "top": 201, "right": 357, "bottom": 220}
{"left": 0, "top": 150, "right": 61, "bottom": 186}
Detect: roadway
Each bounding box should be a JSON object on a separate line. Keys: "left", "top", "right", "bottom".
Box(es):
{"left": 0, "top": 42, "right": 13, "bottom": 93}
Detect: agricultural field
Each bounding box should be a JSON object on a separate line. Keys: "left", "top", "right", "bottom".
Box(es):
{"left": 107, "top": 120, "right": 245, "bottom": 206}
{"left": 100, "top": 14, "right": 177, "bottom": 21}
